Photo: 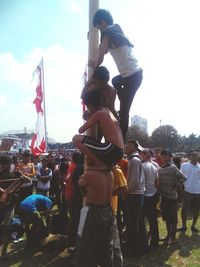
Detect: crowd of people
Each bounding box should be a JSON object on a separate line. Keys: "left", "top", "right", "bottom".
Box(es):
{"left": 1, "top": 8, "right": 200, "bottom": 267}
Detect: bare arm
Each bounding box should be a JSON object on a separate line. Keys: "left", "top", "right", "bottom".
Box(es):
{"left": 79, "top": 112, "right": 99, "bottom": 133}
{"left": 81, "top": 78, "right": 95, "bottom": 99}
{"left": 89, "top": 36, "right": 110, "bottom": 68}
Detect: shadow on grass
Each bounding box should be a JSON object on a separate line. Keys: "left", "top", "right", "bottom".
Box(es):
{"left": 1, "top": 226, "right": 199, "bottom": 267}
{"left": 123, "top": 230, "right": 200, "bottom": 267}
{"left": 0, "top": 234, "right": 74, "bottom": 267}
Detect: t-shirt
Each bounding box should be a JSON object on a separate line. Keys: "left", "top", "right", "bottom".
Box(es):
{"left": 180, "top": 161, "right": 200, "bottom": 194}
{"left": 158, "top": 164, "right": 186, "bottom": 199}
{"left": 18, "top": 162, "right": 35, "bottom": 187}
{"left": 111, "top": 167, "right": 127, "bottom": 215}
{"left": 19, "top": 194, "right": 52, "bottom": 213}
{"left": 37, "top": 167, "right": 52, "bottom": 190}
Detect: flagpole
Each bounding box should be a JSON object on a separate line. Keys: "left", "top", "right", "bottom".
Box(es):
{"left": 41, "top": 58, "right": 48, "bottom": 152}
{"left": 88, "top": 0, "right": 99, "bottom": 79}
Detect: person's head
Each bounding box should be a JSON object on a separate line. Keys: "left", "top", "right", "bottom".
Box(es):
{"left": 59, "top": 161, "right": 69, "bottom": 175}
{"left": 22, "top": 151, "right": 31, "bottom": 164}
{"left": 140, "top": 148, "right": 151, "bottom": 162}
{"left": 0, "top": 156, "right": 11, "bottom": 175}
{"left": 93, "top": 9, "right": 113, "bottom": 30}
{"left": 172, "top": 156, "right": 181, "bottom": 169}
{"left": 125, "top": 140, "right": 143, "bottom": 156}
{"left": 41, "top": 158, "right": 48, "bottom": 168}
{"left": 188, "top": 149, "right": 199, "bottom": 165}
{"left": 72, "top": 151, "right": 81, "bottom": 164}
{"left": 93, "top": 66, "right": 110, "bottom": 83}
{"left": 160, "top": 150, "right": 173, "bottom": 165}
{"left": 154, "top": 148, "right": 161, "bottom": 159}
{"left": 47, "top": 152, "right": 55, "bottom": 163}
{"left": 83, "top": 90, "right": 101, "bottom": 110}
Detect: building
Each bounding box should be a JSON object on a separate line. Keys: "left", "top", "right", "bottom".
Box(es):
{"left": 131, "top": 115, "right": 148, "bottom": 133}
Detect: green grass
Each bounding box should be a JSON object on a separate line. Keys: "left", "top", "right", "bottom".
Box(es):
{"left": 1, "top": 209, "right": 200, "bottom": 267}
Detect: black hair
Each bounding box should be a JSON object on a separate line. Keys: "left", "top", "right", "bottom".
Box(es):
{"left": 160, "top": 150, "right": 173, "bottom": 157}
{"left": 93, "top": 66, "right": 110, "bottom": 82}
{"left": 0, "top": 156, "right": 10, "bottom": 166}
{"left": 188, "top": 149, "right": 198, "bottom": 156}
{"left": 59, "top": 161, "right": 69, "bottom": 174}
{"left": 83, "top": 90, "right": 101, "bottom": 108}
{"left": 93, "top": 9, "right": 113, "bottom": 27}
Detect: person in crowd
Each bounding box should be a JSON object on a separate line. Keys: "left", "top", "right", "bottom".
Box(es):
{"left": 64, "top": 151, "right": 83, "bottom": 247}
{"left": 19, "top": 194, "right": 52, "bottom": 248}
{"left": 125, "top": 140, "right": 148, "bottom": 258}
{"left": 74, "top": 168, "right": 114, "bottom": 267}
{"left": 153, "top": 148, "right": 163, "bottom": 167}
{"left": 58, "top": 160, "right": 69, "bottom": 212}
{"left": 0, "top": 156, "right": 31, "bottom": 248}
{"left": 36, "top": 157, "right": 52, "bottom": 196}
{"left": 116, "top": 157, "right": 128, "bottom": 241}
{"left": 81, "top": 66, "right": 117, "bottom": 119}
{"left": 90, "top": 9, "right": 143, "bottom": 140}
{"left": 48, "top": 153, "right": 61, "bottom": 208}
{"left": 178, "top": 149, "right": 200, "bottom": 232}
{"left": 111, "top": 164, "right": 128, "bottom": 267}
{"left": 73, "top": 90, "right": 124, "bottom": 169}
{"left": 140, "top": 148, "right": 159, "bottom": 248}
{"left": 10, "top": 156, "right": 19, "bottom": 173}
{"left": 66, "top": 152, "right": 84, "bottom": 247}
{"left": 156, "top": 150, "right": 186, "bottom": 245}
{"left": 18, "top": 151, "right": 35, "bottom": 202}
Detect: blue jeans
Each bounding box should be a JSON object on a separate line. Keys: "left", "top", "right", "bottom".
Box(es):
{"left": 112, "top": 69, "right": 143, "bottom": 140}
{"left": 126, "top": 194, "right": 148, "bottom": 256}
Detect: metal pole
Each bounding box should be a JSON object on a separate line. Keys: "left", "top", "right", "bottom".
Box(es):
{"left": 88, "top": 0, "right": 99, "bottom": 79}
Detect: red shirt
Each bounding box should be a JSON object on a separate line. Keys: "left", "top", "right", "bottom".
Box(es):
{"left": 64, "top": 162, "right": 76, "bottom": 201}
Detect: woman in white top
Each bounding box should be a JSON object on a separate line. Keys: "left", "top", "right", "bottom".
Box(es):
{"left": 91, "top": 9, "right": 143, "bottom": 140}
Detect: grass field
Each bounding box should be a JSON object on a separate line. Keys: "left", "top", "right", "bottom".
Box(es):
{"left": 1, "top": 209, "right": 200, "bottom": 267}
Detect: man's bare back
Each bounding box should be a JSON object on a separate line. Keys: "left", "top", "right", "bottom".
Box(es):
{"left": 79, "top": 107, "right": 124, "bottom": 150}
{"left": 79, "top": 169, "right": 113, "bottom": 206}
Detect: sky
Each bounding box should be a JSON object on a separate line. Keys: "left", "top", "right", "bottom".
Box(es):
{"left": 0, "top": 0, "right": 200, "bottom": 143}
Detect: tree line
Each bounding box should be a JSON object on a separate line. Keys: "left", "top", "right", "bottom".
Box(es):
{"left": 48, "top": 125, "right": 200, "bottom": 154}
{"left": 127, "top": 124, "right": 200, "bottom": 153}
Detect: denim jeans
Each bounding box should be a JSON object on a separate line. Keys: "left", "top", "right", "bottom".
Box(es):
{"left": 126, "top": 194, "right": 148, "bottom": 256}
{"left": 112, "top": 69, "right": 143, "bottom": 140}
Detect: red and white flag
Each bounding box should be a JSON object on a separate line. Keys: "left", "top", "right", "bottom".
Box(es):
{"left": 31, "top": 58, "right": 47, "bottom": 156}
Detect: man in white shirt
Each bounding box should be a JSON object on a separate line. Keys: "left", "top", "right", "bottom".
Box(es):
{"left": 178, "top": 150, "right": 200, "bottom": 232}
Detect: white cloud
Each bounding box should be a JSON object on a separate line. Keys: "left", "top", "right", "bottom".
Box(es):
{"left": 0, "top": 45, "right": 87, "bottom": 142}
{"left": 63, "top": 0, "right": 82, "bottom": 14}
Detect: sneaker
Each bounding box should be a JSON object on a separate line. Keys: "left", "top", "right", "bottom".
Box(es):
{"left": 177, "top": 226, "right": 187, "bottom": 232}
{"left": 191, "top": 225, "right": 199, "bottom": 233}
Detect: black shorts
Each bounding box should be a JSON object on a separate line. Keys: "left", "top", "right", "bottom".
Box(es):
{"left": 82, "top": 136, "right": 123, "bottom": 167}
{"left": 74, "top": 204, "right": 114, "bottom": 267}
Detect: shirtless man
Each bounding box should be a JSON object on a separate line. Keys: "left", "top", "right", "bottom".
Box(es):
{"left": 81, "top": 66, "right": 117, "bottom": 118}
{"left": 73, "top": 89, "right": 124, "bottom": 168}
{"left": 74, "top": 169, "right": 114, "bottom": 267}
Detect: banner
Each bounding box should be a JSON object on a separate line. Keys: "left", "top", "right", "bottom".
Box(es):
{"left": 30, "top": 59, "right": 47, "bottom": 156}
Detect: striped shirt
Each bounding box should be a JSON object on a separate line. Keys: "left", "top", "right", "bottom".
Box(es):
{"left": 158, "top": 164, "right": 186, "bottom": 199}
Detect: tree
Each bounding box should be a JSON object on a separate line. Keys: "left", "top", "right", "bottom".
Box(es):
{"left": 126, "top": 125, "right": 151, "bottom": 147}
{"left": 151, "top": 125, "right": 179, "bottom": 151}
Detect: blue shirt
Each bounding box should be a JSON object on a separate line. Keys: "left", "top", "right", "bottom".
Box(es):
{"left": 19, "top": 194, "right": 52, "bottom": 213}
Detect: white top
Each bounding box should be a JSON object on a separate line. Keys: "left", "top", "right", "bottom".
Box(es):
{"left": 180, "top": 161, "right": 200, "bottom": 194}
{"left": 109, "top": 45, "right": 140, "bottom": 77}
{"left": 37, "top": 168, "right": 52, "bottom": 190}
{"left": 143, "top": 161, "right": 158, "bottom": 197}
